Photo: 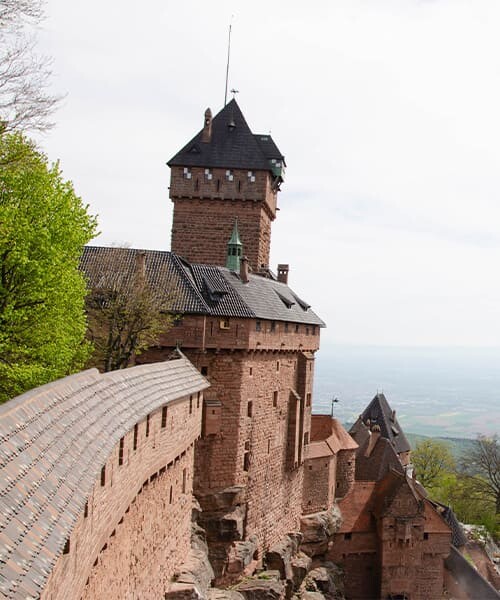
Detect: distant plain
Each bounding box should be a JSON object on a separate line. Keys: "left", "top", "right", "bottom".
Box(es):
{"left": 313, "top": 344, "right": 500, "bottom": 439}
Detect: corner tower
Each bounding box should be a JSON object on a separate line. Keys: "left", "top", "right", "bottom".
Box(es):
{"left": 167, "top": 100, "right": 285, "bottom": 271}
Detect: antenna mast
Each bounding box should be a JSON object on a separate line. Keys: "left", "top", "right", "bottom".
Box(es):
{"left": 224, "top": 18, "right": 233, "bottom": 106}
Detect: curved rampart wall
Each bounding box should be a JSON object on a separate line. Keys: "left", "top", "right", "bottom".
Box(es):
{"left": 0, "top": 355, "right": 208, "bottom": 600}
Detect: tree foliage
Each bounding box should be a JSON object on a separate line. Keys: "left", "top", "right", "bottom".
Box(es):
{"left": 412, "top": 438, "right": 456, "bottom": 489}
{"left": 85, "top": 249, "right": 175, "bottom": 372}
{"left": 460, "top": 435, "right": 500, "bottom": 515}
{"left": 0, "top": 0, "right": 60, "bottom": 132}
{"left": 0, "top": 133, "right": 97, "bottom": 401}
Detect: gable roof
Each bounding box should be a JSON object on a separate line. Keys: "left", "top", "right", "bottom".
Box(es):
{"left": 355, "top": 435, "right": 405, "bottom": 481}
{"left": 0, "top": 354, "right": 208, "bottom": 600}
{"left": 351, "top": 393, "right": 411, "bottom": 454}
{"left": 80, "top": 246, "right": 325, "bottom": 327}
{"left": 168, "top": 100, "right": 285, "bottom": 172}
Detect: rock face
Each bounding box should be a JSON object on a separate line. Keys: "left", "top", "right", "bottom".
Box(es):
{"left": 299, "top": 508, "right": 342, "bottom": 557}
{"left": 166, "top": 523, "right": 215, "bottom": 599}
{"left": 266, "top": 533, "right": 303, "bottom": 581}
{"left": 234, "top": 572, "right": 286, "bottom": 600}
{"left": 299, "top": 563, "right": 344, "bottom": 600}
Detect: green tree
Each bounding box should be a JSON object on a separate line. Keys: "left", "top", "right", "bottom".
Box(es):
{"left": 84, "top": 248, "right": 175, "bottom": 372}
{"left": 412, "top": 439, "right": 456, "bottom": 489}
{"left": 460, "top": 435, "right": 500, "bottom": 515}
{"left": 0, "top": 133, "right": 97, "bottom": 401}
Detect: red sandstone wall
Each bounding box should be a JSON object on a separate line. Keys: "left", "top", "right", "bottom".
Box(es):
{"left": 158, "top": 316, "right": 320, "bottom": 354}
{"left": 335, "top": 449, "right": 356, "bottom": 499}
{"left": 188, "top": 350, "right": 313, "bottom": 554}
{"left": 302, "top": 456, "right": 336, "bottom": 514}
{"left": 42, "top": 393, "right": 202, "bottom": 600}
{"left": 170, "top": 166, "right": 277, "bottom": 270}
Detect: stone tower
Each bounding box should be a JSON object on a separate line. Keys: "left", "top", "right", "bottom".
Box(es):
{"left": 167, "top": 100, "right": 285, "bottom": 272}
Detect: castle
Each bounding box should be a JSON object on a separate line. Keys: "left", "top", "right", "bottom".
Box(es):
{"left": 0, "top": 100, "right": 497, "bottom": 600}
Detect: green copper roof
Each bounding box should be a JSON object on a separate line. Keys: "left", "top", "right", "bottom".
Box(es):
{"left": 226, "top": 220, "right": 242, "bottom": 271}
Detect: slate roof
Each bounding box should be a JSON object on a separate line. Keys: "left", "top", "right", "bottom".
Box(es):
{"left": 430, "top": 501, "right": 468, "bottom": 547}
{"left": 350, "top": 393, "right": 411, "bottom": 455}
{"left": 0, "top": 354, "right": 208, "bottom": 600}
{"left": 81, "top": 246, "right": 325, "bottom": 327}
{"left": 355, "top": 436, "right": 405, "bottom": 481}
{"left": 168, "top": 99, "right": 285, "bottom": 172}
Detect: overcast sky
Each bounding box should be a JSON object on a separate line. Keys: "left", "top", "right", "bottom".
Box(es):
{"left": 35, "top": 0, "right": 500, "bottom": 348}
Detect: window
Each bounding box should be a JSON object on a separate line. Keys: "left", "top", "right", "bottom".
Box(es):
{"left": 145, "top": 414, "right": 150, "bottom": 437}
{"left": 100, "top": 466, "right": 106, "bottom": 487}
{"left": 201, "top": 366, "right": 208, "bottom": 376}
{"left": 118, "top": 437, "right": 124, "bottom": 466}
{"left": 306, "top": 393, "right": 311, "bottom": 407}
{"left": 267, "top": 439, "right": 271, "bottom": 453}
{"left": 270, "top": 321, "right": 276, "bottom": 332}
{"left": 295, "top": 324, "right": 300, "bottom": 333}
{"left": 226, "top": 169, "right": 234, "bottom": 181}
{"left": 255, "top": 321, "right": 261, "bottom": 332}
{"left": 247, "top": 401, "right": 253, "bottom": 417}
{"left": 284, "top": 322, "right": 289, "bottom": 333}
{"left": 249, "top": 367, "right": 253, "bottom": 376}
{"left": 133, "top": 424, "right": 138, "bottom": 450}
{"left": 63, "top": 538, "right": 70, "bottom": 554}
{"left": 424, "top": 533, "right": 429, "bottom": 540}
{"left": 304, "top": 432, "right": 309, "bottom": 446}
{"left": 344, "top": 533, "right": 352, "bottom": 540}
{"left": 204, "top": 168, "right": 213, "bottom": 180}
{"left": 169, "top": 486, "right": 173, "bottom": 504}
{"left": 183, "top": 167, "right": 192, "bottom": 179}
{"left": 312, "top": 326, "right": 317, "bottom": 335}
{"left": 161, "top": 406, "right": 168, "bottom": 428}
{"left": 197, "top": 392, "right": 201, "bottom": 408}
{"left": 189, "top": 395, "right": 193, "bottom": 415}
{"left": 216, "top": 179, "right": 220, "bottom": 192}
{"left": 247, "top": 170, "right": 255, "bottom": 182}
{"left": 219, "top": 319, "right": 230, "bottom": 330}
{"left": 306, "top": 326, "right": 310, "bottom": 335}
{"left": 273, "top": 391, "right": 278, "bottom": 407}
{"left": 243, "top": 451, "right": 250, "bottom": 472}
{"left": 276, "top": 361, "right": 280, "bottom": 371}
{"left": 182, "top": 468, "right": 187, "bottom": 494}
{"left": 84, "top": 502, "right": 88, "bottom": 518}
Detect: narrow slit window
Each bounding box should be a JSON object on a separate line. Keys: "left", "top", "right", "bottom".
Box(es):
{"left": 133, "top": 424, "right": 138, "bottom": 450}
{"left": 118, "top": 437, "right": 124, "bottom": 465}
{"left": 100, "top": 466, "right": 106, "bottom": 487}
{"left": 161, "top": 406, "right": 168, "bottom": 428}
{"left": 145, "top": 414, "right": 150, "bottom": 437}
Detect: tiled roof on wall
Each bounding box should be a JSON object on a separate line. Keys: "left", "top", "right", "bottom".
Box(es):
{"left": 81, "top": 246, "right": 325, "bottom": 327}
{"left": 0, "top": 354, "right": 208, "bottom": 599}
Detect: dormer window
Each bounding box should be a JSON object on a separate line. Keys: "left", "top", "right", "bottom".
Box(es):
{"left": 183, "top": 167, "right": 192, "bottom": 180}
{"left": 226, "top": 169, "right": 234, "bottom": 181}
{"left": 204, "top": 168, "right": 213, "bottom": 181}
{"left": 247, "top": 171, "right": 255, "bottom": 183}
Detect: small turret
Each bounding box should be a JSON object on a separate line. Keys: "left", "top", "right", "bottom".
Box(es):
{"left": 226, "top": 220, "right": 243, "bottom": 271}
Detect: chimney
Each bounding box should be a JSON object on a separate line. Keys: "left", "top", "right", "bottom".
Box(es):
{"left": 135, "top": 251, "right": 146, "bottom": 288}
{"left": 202, "top": 108, "right": 212, "bottom": 142}
{"left": 277, "top": 264, "right": 289, "bottom": 284}
{"left": 240, "top": 256, "right": 249, "bottom": 283}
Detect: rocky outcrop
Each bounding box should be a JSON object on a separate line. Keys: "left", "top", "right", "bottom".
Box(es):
{"left": 298, "top": 563, "right": 344, "bottom": 600}
{"left": 299, "top": 507, "right": 342, "bottom": 557}
{"left": 265, "top": 533, "right": 303, "bottom": 581}
{"left": 167, "top": 522, "right": 215, "bottom": 599}
{"left": 234, "top": 571, "right": 286, "bottom": 600}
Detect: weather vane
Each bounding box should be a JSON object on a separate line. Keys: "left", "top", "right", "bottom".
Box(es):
{"left": 230, "top": 89, "right": 239, "bottom": 99}
{"left": 224, "top": 16, "right": 235, "bottom": 106}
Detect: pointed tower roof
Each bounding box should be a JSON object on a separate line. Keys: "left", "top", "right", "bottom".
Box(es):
{"left": 167, "top": 99, "right": 285, "bottom": 174}
{"left": 351, "top": 393, "right": 411, "bottom": 455}
{"left": 226, "top": 220, "right": 243, "bottom": 271}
